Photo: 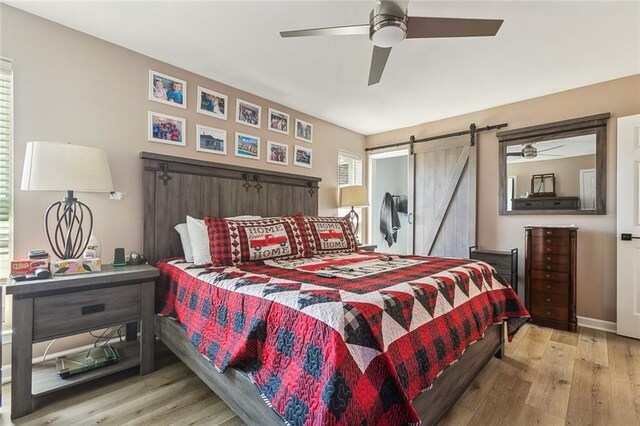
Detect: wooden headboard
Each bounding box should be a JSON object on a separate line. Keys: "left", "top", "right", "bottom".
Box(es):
{"left": 140, "top": 152, "right": 321, "bottom": 264}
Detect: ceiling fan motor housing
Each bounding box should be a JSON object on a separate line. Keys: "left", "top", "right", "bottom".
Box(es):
{"left": 369, "top": 4, "right": 408, "bottom": 48}
{"left": 522, "top": 144, "right": 537, "bottom": 158}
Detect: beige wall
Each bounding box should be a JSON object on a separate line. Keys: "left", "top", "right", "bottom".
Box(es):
{"left": 1, "top": 5, "right": 365, "bottom": 263}
{"left": 367, "top": 74, "right": 640, "bottom": 322}
{"left": 508, "top": 154, "right": 597, "bottom": 198}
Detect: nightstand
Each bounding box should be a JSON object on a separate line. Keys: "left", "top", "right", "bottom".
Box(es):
{"left": 6, "top": 264, "right": 159, "bottom": 419}
{"left": 358, "top": 244, "right": 378, "bottom": 252}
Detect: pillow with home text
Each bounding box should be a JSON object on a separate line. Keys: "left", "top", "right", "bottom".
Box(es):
{"left": 204, "top": 214, "right": 309, "bottom": 266}
{"left": 300, "top": 215, "right": 358, "bottom": 255}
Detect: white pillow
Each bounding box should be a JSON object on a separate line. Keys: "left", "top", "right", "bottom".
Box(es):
{"left": 174, "top": 223, "right": 194, "bottom": 263}
{"left": 186, "top": 215, "right": 263, "bottom": 265}
{"left": 186, "top": 216, "right": 212, "bottom": 265}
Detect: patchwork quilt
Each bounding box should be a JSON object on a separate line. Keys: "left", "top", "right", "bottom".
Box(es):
{"left": 156, "top": 252, "right": 529, "bottom": 425}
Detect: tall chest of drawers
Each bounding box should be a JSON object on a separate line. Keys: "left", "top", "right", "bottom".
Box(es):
{"left": 524, "top": 226, "right": 578, "bottom": 332}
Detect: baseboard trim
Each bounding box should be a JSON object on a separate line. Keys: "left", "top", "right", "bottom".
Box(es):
{"left": 577, "top": 316, "right": 617, "bottom": 333}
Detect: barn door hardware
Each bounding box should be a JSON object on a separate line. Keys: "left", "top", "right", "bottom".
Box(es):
{"left": 469, "top": 123, "right": 477, "bottom": 146}
{"left": 158, "top": 162, "right": 172, "bottom": 186}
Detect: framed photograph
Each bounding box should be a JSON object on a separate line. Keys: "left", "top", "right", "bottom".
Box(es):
{"left": 196, "top": 124, "right": 226, "bottom": 155}
{"left": 268, "top": 108, "right": 289, "bottom": 135}
{"left": 148, "top": 111, "right": 186, "bottom": 146}
{"left": 197, "top": 86, "right": 227, "bottom": 120}
{"left": 295, "top": 118, "right": 313, "bottom": 143}
{"left": 235, "top": 132, "right": 260, "bottom": 160}
{"left": 293, "top": 145, "right": 312, "bottom": 168}
{"left": 266, "top": 141, "right": 289, "bottom": 166}
{"left": 149, "top": 70, "right": 186, "bottom": 109}
{"left": 236, "top": 99, "right": 261, "bottom": 129}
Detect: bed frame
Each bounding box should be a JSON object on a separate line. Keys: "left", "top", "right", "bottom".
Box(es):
{"left": 142, "top": 152, "right": 504, "bottom": 425}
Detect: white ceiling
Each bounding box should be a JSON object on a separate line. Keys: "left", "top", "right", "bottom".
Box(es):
{"left": 6, "top": 0, "right": 640, "bottom": 135}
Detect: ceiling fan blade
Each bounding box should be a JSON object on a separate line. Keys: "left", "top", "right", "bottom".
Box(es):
{"left": 506, "top": 153, "right": 523, "bottom": 157}
{"left": 537, "top": 144, "right": 565, "bottom": 153}
{"left": 538, "top": 154, "right": 564, "bottom": 157}
{"left": 406, "top": 17, "right": 503, "bottom": 39}
{"left": 368, "top": 46, "right": 392, "bottom": 86}
{"left": 280, "top": 24, "right": 369, "bottom": 38}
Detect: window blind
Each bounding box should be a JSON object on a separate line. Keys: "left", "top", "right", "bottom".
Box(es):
{"left": 0, "top": 58, "right": 13, "bottom": 279}
{"left": 338, "top": 151, "right": 362, "bottom": 187}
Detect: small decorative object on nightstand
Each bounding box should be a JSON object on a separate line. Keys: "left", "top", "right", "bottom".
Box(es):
{"left": 469, "top": 246, "right": 518, "bottom": 292}
{"left": 358, "top": 244, "right": 378, "bottom": 252}
{"left": 7, "top": 264, "right": 158, "bottom": 419}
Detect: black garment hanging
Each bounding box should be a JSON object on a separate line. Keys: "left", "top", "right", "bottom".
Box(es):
{"left": 380, "top": 192, "right": 401, "bottom": 247}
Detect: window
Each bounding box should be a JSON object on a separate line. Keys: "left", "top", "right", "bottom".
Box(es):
{"left": 0, "top": 58, "right": 12, "bottom": 280}
{"left": 338, "top": 151, "right": 363, "bottom": 240}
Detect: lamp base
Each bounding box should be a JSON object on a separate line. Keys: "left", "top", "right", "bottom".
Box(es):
{"left": 348, "top": 207, "right": 361, "bottom": 244}
{"left": 44, "top": 190, "right": 94, "bottom": 260}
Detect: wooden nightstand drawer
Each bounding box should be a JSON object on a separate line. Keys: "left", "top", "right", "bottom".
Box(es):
{"left": 531, "top": 269, "right": 569, "bottom": 282}
{"left": 531, "top": 260, "right": 571, "bottom": 273}
{"left": 530, "top": 242, "right": 571, "bottom": 255}
{"left": 531, "top": 304, "right": 569, "bottom": 321}
{"left": 531, "top": 290, "right": 568, "bottom": 308}
{"left": 531, "top": 253, "right": 570, "bottom": 265}
{"left": 33, "top": 285, "right": 141, "bottom": 341}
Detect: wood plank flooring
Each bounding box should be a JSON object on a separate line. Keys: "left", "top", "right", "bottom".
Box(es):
{"left": 0, "top": 324, "right": 637, "bottom": 425}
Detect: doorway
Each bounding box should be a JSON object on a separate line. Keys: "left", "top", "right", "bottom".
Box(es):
{"left": 368, "top": 150, "right": 410, "bottom": 255}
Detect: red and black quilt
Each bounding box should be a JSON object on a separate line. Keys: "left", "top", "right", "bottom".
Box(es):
{"left": 156, "top": 252, "right": 529, "bottom": 425}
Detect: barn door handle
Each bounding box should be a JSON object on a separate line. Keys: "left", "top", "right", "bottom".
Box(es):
{"left": 408, "top": 213, "right": 413, "bottom": 225}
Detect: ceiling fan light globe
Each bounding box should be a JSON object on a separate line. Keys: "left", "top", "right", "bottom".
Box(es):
{"left": 522, "top": 145, "right": 537, "bottom": 158}
{"left": 370, "top": 19, "right": 407, "bottom": 47}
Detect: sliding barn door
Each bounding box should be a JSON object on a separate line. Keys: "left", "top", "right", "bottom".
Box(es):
{"left": 412, "top": 136, "right": 476, "bottom": 257}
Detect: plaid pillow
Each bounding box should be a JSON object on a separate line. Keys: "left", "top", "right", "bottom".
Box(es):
{"left": 300, "top": 215, "right": 358, "bottom": 255}
{"left": 205, "top": 214, "right": 309, "bottom": 266}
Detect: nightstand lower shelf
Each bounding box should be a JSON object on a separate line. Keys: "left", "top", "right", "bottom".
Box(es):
{"left": 32, "top": 340, "right": 140, "bottom": 396}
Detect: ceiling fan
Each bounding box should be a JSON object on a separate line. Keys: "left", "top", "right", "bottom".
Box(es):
{"left": 279, "top": 0, "right": 504, "bottom": 85}
{"left": 506, "top": 144, "right": 565, "bottom": 159}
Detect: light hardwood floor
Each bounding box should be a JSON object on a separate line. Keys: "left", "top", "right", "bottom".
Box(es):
{"left": 1, "top": 324, "right": 638, "bottom": 425}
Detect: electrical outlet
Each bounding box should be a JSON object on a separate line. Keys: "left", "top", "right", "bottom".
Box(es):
{"left": 109, "top": 191, "right": 125, "bottom": 200}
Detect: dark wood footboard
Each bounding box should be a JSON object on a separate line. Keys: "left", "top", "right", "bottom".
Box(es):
{"left": 155, "top": 314, "right": 504, "bottom": 425}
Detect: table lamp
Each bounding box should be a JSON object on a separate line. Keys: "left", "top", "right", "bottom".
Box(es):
{"left": 21, "top": 142, "right": 114, "bottom": 260}
{"left": 339, "top": 185, "right": 369, "bottom": 240}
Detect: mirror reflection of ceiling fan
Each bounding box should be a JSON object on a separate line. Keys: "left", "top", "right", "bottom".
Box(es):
{"left": 279, "top": 0, "right": 504, "bottom": 85}
{"left": 506, "top": 143, "right": 565, "bottom": 159}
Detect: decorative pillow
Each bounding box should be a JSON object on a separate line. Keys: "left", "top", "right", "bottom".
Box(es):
{"left": 174, "top": 223, "right": 194, "bottom": 263}
{"left": 205, "top": 215, "right": 309, "bottom": 266}
{"left": 300, "top": 215, "right": 358, "bottom": 255}
{"left": 186, "top": 215, "right": 263, "bottom": 265}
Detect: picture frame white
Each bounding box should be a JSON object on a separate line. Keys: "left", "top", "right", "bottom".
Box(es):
{"left": 196, "top": 124, "right": 227, "bottom": 155}
{"left": 295, "top": 118, "right": 313, "bottom": 143}
{"left": 149, "top": 70, "right": 187, "bottom": 109}
{"left": 235, "top": 98, "right": 262, "bottom": 129}
{"left": 293, "top": 145, "right": 312, "bottom": 168}
{"left": 235, "top": 132, "right": 260, "bottom": 160}
{"left": 266, "top": 141, "right": 289, "bottom": 166}
{"left": 268, "top": 108, "right": 290, "bottom": 135}
{"left": 196, "top": 86, "right": 228, "bottom": 120}
{"left": 148, "top": 111, "right": 186, "bottom": 146}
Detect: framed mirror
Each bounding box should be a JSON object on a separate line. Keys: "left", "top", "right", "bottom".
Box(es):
{"left": 497, "top": 113, "right": 609, "bottom": 215}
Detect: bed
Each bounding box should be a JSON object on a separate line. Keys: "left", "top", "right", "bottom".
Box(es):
{"left": 142, "top": 152, "right": 529, "bottom": 425}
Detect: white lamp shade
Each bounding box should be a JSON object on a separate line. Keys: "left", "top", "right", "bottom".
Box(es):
{"left": 21, "top": 142, "right": 114, "bottom": 192}
{"left": 339, "top": 185, "right": 369, "bottom": 208}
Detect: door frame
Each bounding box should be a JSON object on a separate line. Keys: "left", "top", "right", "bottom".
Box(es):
{"left": 579, "top": 168, "right": 596, "bottom": 211}
{"left": 367, "top": 149, "right": 410, "bottom": 250}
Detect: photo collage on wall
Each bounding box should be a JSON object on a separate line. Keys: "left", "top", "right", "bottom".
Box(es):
{"left": 147, "top": 69, "right": 312, "bottom": 168}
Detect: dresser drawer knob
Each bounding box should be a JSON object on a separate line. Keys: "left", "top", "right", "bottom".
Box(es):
{"left": 546, "top": 265, "right": 552, "bottom": 270}
{"left": 546, "top": 297, "right": 551, "bottom": 302}
{"left": 546, "top": 248, "right": 552, "bottom": 252}
{"left": 546, "top": 239, "right": 552, "bottom": 243}
{"left": 546, "top": 231, "right": 553, "bottom": 235}
{"left": 546, "top": 256, "right": 552, "bottom": 261}
{"left": 546, "top": 284, "right": 552, "bottom": 290}
{"left": 546, "top": 310, "right": 552, "bottom": 316}
{"left": 545, "top": 274, "right": 551, "bottom": 279}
